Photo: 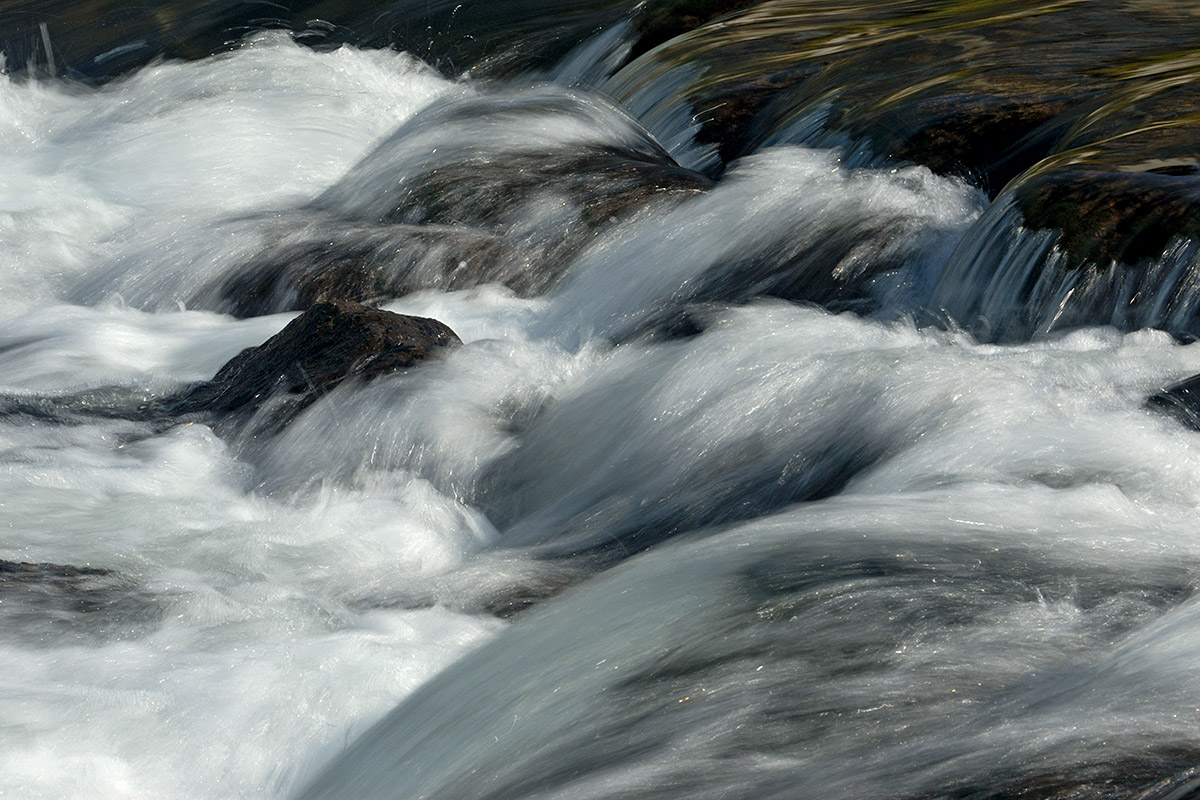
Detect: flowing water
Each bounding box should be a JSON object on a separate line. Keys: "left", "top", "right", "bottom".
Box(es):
{"left": 3, "top": 4, "right": 1200, "bottom": 799}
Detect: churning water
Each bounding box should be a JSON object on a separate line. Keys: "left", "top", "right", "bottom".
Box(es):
{"left": 3, "top": 17, "right": 1200, "bottom": 800}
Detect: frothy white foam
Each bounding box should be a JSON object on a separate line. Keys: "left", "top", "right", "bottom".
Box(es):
{"left": 0, "top": 33, "right": 459, "bottom": 315}
{"left": 0, "top": 40, "right": 506, "bottom": 799}
{"left": 541, "top": 146, "right": 983, "bottom": 344}
{"left": 0, "top": 303, "right": 292, "bottom": 390}
{"left": 0, "top": 418, "right": 503, "bottom": 799}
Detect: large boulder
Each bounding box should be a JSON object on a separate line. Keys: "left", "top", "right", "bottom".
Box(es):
{"left": 171, "top": 299, "right": 460, "bottom": 436}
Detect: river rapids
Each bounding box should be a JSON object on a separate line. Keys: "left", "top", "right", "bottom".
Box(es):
{"left": 4, "top": 2, "right": 1200, "bottom": 798}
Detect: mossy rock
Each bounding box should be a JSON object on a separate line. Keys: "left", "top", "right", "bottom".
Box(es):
{"left": 606, "top": 0, "right": 1200, "bottom": 190}
{"left": 1009, "top": 57, "right": 1200, "bottom": 270}
{"left": 1015, "top": 169, "right": 1200, "bottom": 270}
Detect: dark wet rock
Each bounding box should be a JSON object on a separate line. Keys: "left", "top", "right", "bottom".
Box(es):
{"left": 928, "top": 202, "right": 1200, "bottom": 344}
{"left": 689, "top": 69, "right": 819, "bottom": 172}
{"left": 1008, "top": 60, "right": 1200, "bottom": 270}
{"left": 1147, "top": 374, "right": 1200, "bottom": 431}
{"left": 171, "top": 299, "right": 460, "bottom": 436}
{"left": 929, "top": 59, "right": 1200, "bottom": 341}
{"left": 855, "top": 92, "right": 1078, "bottom": 195}
{"left": 606, "top": 2, "right": 1200, "bottom": 185}
{"left": 346, "top": 0, "right": 630, "bottom": 78}
{"left": 0, "top": 0, "right": 815, "bottom": 89}
{"left": 0, "top": 304, "right": 461, "bottom": 438}
{"left": 308, "top": 0, "right": 760, "bottom": 80}
{"left": 0, "top": 0, "right": 325, "bottom": 82}
{"left": 613, "top": 2, "right": 1200, "bottom": 341}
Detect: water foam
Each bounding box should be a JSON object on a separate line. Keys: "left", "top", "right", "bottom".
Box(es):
{"left": 0, "top": 33, "right": 458, "bottom": 314}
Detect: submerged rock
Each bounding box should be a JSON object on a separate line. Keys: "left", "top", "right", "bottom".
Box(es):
{"left": 1, "top": 558, "right": 111, "bottom": 584}
{"left": 0, "top": 559, "right": 159, "bottom": 639}
{"left": 199, "top": 222, "right": 514, "bottom": 319}
{"left": 171, "top": 299, "right": 460, "bottom": 436}
{"left": 317, "top": 87, "right": 713, "bottom": 223}
{"left": 0, "top": 385, "right": 169, "bottom": 426}
{"left": 1147, "top": 373, "right": 1200, "bottom": 431}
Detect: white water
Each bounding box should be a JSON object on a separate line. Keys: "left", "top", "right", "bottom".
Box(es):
{"left": 0, "top": 32, "right": 460, "bottom": 315}
{"left": 932, "top": 197, "right": 1200, "bottom": 342}
{"left": 2, "top": 31, "right": 1200, "bottom": 800}
{"left": 0, "top": 35, "right": 504, "bottom": 799}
